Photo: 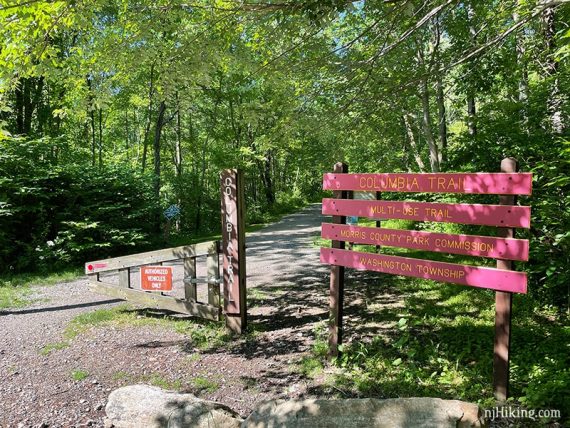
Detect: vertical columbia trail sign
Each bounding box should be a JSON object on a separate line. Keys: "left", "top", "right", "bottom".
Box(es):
{"left": 320, "top": 159, "right": 531, "bottom": 401}
{"left": 221, "top": 169, "right": 247, "bottom": 334}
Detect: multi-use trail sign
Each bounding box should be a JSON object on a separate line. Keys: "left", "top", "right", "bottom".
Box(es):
{"left": 320, "top": 159, "right": 531, "bottom": 402}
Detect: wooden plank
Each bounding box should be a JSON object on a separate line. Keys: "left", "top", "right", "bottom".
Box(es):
{"left": 321, "top": 223, "right": 529, "bottom": 261}
{"left": 118, "top": 268, "right": 131, "bottom": 288}
{"left": 323, "top": 172, "right": 532, "bottom": 195}
{"left": 207, "top": 243, "right": 220, "bottom": 308}
{"left": 322, "top": 198, "right": 531, "bottom": 229}
{"left": 328, "top": 162, "right": 348, "bottom": 359}
{"left": 320, "top": 247, "right": 527, "bottom": 294}
{"left": 84, "top": 241, "right": 217, "bottom": 274}
{"left": 494, "top": 157, "right": 517, "bottom": 401}
{"left": 88, "top": 281, "right": 221, "bottom": 321}
{"left": 221, "top": 169, "right": 247, "bottom": 334}
{"left": 184, "top": 257, "right": 197, "bottom": 302}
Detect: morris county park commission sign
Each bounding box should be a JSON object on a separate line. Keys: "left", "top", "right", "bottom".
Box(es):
{"left": 320, "top": 159, "right": 531, "bottom": 401}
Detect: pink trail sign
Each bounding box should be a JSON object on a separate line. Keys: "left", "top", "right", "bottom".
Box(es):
{"left": 323, "top": 172, "right": 532, "bottom": 195}
{"left": 322, "top": 198, "right": 531, "bottom": 228}
{"left": 321, "top": 223, "right": 529, "bottom": 261}
{"left": 320, "top": 247, "right": 527, "bottom": 294}
{"left": 322, "top": 160, "right": 532, "bottom": 400}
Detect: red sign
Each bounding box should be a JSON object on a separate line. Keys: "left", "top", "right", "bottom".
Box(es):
{"left": 321, "top": 248, "right": 527, "bottom": 293}
{"left": 140, "top": 266, "right": 173, "bottom": 292}
{"left": 323, "top": 173, "right": 532, "bottom": 195}
{"left": 85, "top": 262, "right": 108, "bottom": 273}
{"left": 322, "top": 223, "right": 529, "bottom": 261}
{"left": 322, "top": 198, "right": 531, "bottom": 229}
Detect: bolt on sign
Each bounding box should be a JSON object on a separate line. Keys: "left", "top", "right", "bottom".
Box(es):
{"left": 221, "top": 169, "right": 247, "bottom": 334}
{"left": 140, "top": 266, "right": 173, "bottom": 292}
{"left": 321, "top": 159, "right": 531, "bottom": 402}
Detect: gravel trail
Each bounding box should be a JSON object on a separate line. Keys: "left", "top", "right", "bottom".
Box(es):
{"left": 0, "top": 203, "right": 332, "bottom": 427}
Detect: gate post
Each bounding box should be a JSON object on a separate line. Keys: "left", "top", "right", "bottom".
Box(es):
{"left": 221, "top": 169, "right": 247, "bottom": 334}
{"left": 328, "top": 162, "right": 348, "bottom": 358}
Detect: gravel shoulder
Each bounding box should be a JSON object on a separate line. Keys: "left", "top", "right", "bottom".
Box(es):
{"left": 0, "top": 204, "right": 334, "bottom": 427}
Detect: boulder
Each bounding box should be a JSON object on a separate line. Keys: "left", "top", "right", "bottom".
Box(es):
{"left": 104, "top": 384, "right": 242, "bottom": 428}
{"left": 242, "top": 397, "right": 484, "bottom": 428}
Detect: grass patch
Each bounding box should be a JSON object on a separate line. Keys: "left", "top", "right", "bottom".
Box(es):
{"left": 63, "top": 304, "right": 231, "bottom": 350}
{"left": 299, "top": 356, "right": 324, "bottom": 378}
{"left": 112, "top": 370, "right": 130, "bottom": 381}
{"left": 71, "top": 369, "right": 89, "bottom": 381}
{"left": 111, "top": 370, "right": 182, "bottom": 390}
{"left": 192, "top": 376, "right": 219, "bottom": 393}
{"left": 146, "top": 373, "right": 182, "bottom": 390}
{"left": 40, "top": 341, "right": 69, "bottom": 355}
{"left": 185, "top": 353, "right": 201, "bottom": 363}
{"left": 0, "top": 268, "right": 82, "bottom": 309}
{"left": 304, "top": 273, "right": 569, "bottom": 421}
{"left": 312, "top": 234, "right": 330, "bottom": 248}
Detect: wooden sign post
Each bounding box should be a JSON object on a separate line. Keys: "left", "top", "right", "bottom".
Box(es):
{"left": 221, "top": 169, "right": 247, "bottom": 334}
{"left": 321, "top": 159, "right": 532, "bottom": 399}
{"left": 329, "top": 162, "right": 348, "bottom": 357}
{"left": 493, "top": 157, "right": 517, "bottom": 402}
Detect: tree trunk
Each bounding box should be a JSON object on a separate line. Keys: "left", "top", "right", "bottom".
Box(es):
{"left": 124, "top": 109, "right": 129, "bottom": 153}
{"left": 467, "top": 95, "right": 477, "bottom": 137}
{"left": 436, "top": 75, "right": 447, "bottom": 165}
{"left": 14, "top": 81, "right": 24, "bottom": 135}
{"left": 467, "top": 3, "right": 477, "bottom": 137}
{"left": 402, "top": 114, "right": 426, "bottom": 172}
{"left": 87, "top": 77, "right": 96, "bottom": 166}
{"left": 98, "top": 108, "right": 103, "bottom": 167}
{"left": 433, "top": 19, "right": 447, "bottom": 166}
{"left": 194, "top": 135, "right": 208, "bottom": 232}
{"left": 542, "top": 4, "right": 564, "bottom": 134}
{"left": 142, "top": 64, "right": 155, "bottom": 172}
{"left": 34, "top": 77, "right": 45, "bottom": 134}
{"left": 153, "top": 101, "right": 167, "bottom": 232}
{"left": 174, "top": 95, "right": 182, "bottom": 177}
{"left": 513, "top": 7, "right": 529, "bottom": 132}
{"left": 261, "top": 151, "right": 275, "bottom": 205}
{"left": 419, "top": 78, "right": 440, "bottom": 172}
{"left": 23, "top": 79, "right": 33, "bottom": 134}
{"left": 90, "top": 109, "right": 96, "bottom": 167}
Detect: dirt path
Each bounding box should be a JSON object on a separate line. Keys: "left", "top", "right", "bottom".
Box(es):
{"left": 0, "top": 204, "right": 334, "bottom": 427}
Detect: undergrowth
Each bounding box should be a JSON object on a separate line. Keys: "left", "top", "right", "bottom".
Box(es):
{"left": 301, "top": 272, "right": 569, "bottom": 423}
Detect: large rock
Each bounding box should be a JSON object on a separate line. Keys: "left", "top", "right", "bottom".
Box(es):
{"left": 242, "top": 397, "right": 484, "bottom": 428}
{"left": 104, "top": 384, "right": 242, "bottom": 428}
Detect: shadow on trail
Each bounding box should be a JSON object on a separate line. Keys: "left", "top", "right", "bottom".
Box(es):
{"left": 0, "top": 298, "right": 123, "bottom": 316}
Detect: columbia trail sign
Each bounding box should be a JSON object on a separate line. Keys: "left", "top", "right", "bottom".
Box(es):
{"left": 320, "top": 158, "right": 531, "bottom": 402}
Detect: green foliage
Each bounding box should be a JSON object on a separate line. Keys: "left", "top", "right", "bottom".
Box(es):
{"left": 40, "top": 341, "right": 69, "bottom": 356}
{"left": 526, "top": 144, "right": 570, "bottom": 309}
{"left": 70, "top": 369, "right": 89, "bottom": 381}
{"left": 0, "top": 137, "right": 156, "bottom": 273}
{"left": 313, "top": 275, "right": 569, "bottom": 417}
{"left": 0, "top": 0, "right": 567, "bottom": 315}
{"left": 191, "top": 376, "right": 220, "bottom": 393}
